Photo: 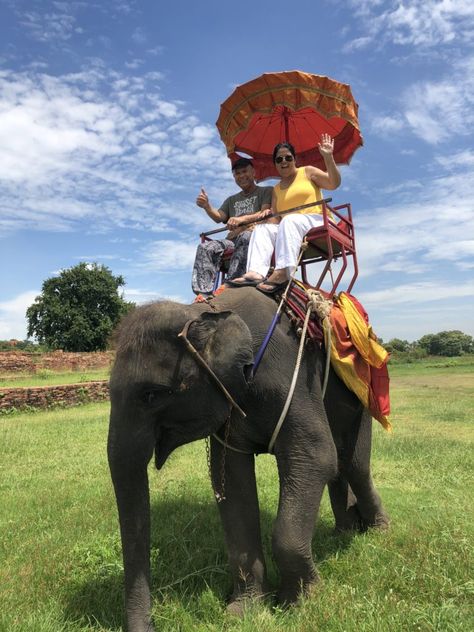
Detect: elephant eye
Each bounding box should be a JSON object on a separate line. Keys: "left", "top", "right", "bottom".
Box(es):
{"left": 144, "top": 391, "right": 157, "bottom": 405}
{"left": 140, "top": 385, "right": 174, "bottom": 406}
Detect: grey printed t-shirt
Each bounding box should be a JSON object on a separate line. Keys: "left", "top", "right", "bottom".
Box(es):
{"left": 219, "top": 186, "right": 273, "bottom": 221}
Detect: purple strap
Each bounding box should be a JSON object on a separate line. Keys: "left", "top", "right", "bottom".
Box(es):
{"left": 251, "top": 309, "right": 281, "bottom": 377}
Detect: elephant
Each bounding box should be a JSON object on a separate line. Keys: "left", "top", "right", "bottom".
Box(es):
{"left": 107, "top": 287, "right": 389, "bottom": 632}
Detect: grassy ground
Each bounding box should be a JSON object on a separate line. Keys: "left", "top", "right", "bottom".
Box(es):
{"left": 0, "top": 369, "right": 110, "bottom": 388}
{"left": 0, "top": 361, "right": 472, "bottom": 631}
{"left": 389, "top": 353, "right": 474, "bottom": 373}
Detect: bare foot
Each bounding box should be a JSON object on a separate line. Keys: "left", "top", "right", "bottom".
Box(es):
{"left": 232, "top": 272, "right": 264, "bottom": 283}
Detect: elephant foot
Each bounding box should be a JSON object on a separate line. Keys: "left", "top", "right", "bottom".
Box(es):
{"left": 335, "top": 505, "right": 390, "bottom": 534}
{"left": 361, "top": 511, "right": 391, "bottom": 532}
{"left": 225, "top": 591, "right": 268, "bottom": 617}
{"left": 126, "top": 616, "right": 156, "bottom": 632}
{"left": 276, "top": 572, "right": 320, "bottom": 608}
{"left": 334, "top": 503, "right": 364, "bottom": 533}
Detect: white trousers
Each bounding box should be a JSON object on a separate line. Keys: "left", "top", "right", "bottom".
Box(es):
{"left": 246, "top": 213, "right": 325, "bottom": 278}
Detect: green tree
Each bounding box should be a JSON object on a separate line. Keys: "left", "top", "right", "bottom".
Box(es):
{"left": 385, "top": 338, "right": 411, "bottom": 353}
{"left": 417, "top": 331, "right": 473, "bottom": 356}
{"left": 437, "top": 330, "right": 473, "bottom": 356}
{"left": 417, "top": 333, "right": 438, "bottom": 354}
{"left": 26, "top": 263, "right": 135, "bottom": 351}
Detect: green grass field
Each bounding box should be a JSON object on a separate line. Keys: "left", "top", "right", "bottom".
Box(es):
{"left": 0, "top": 359, "right": 472, "bottom": 631}
{"left": 0, "top": 369, "right": 110, "bottom": 389}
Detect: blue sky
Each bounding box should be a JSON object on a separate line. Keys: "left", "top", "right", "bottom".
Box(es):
{"left": 1, "top": 0, "right": 473, "bottom": 343}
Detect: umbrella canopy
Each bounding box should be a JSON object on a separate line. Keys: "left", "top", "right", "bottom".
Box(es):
{"left": 216, "top": 70, "right": 363, "bottom": 181}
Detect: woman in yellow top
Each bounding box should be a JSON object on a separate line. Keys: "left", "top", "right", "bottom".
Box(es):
{"left": 229, "top": 134, "right": 341, "bottom": 294}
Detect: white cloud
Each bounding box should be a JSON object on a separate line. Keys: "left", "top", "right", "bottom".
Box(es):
{"left": 344, "top": 0, "right": 474, "bottom": 50}
{"left": 404, "top": 72, "right": 474, "bottom": 143}
{"left": 367, "top": 300, "right": 474, "bottom": 341}
{"left": 0, "top": 67, "right": 233, "bottom": 238}
{"left": 358, "top": 280, "right": 474, "bottom": 307}
{"left": 125, "top": 59, "right": 144, "bottom": 70}
{"left": 354, "top": 158, "right": 474, "bottom": 280}
{"left": 11, "top": 1, "right": 143, "bottom": 47}
{"left": 20, "top": 9, "right": 77, "bottom": 43}
{"left": 123, "top": 288, "right": 187, "bottom": 304}
{"left": 436, "top": 149, "right": 474, "bottom": 169}
{"left": 138, "top": 240, "right": 197, "bottom": 272}
{"left": 0, "top": 290, "right": 38, "bottom": 340}
{"left": 369, "top": 55, "right": 474, "bottom": 144}
{"left": 371, "top": 114, "right": 405, "bottom": 136}
{"left": 132, "top": 28, "right": 147, "bottom": 45}
{"left": 343, "top": 36, "right": 373, "bottom": 52}
{"left": 73, "top": 254, "right": 121, "bottom": 261}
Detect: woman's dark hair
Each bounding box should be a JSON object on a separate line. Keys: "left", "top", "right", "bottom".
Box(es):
{"left": 273, "top": 142, "right": 296, "bottom": 163}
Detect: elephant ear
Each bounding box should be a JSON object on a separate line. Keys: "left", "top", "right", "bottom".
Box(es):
{"left": 186, "top": 311, "right": 254, "bottom": 388}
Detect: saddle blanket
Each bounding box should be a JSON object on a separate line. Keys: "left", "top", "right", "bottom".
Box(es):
{"left": 287, "top": 282, "right": 391, "bottom": 430}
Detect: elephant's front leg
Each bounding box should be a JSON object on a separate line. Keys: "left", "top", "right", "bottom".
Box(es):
{"left": 108, "top": 409, "right": 156, "bottom": 632}
{"left": 273, "top": 433, "right": 338, "bottom": 605}
{"left": 210, "top": 438, "right": 268, "bottom": 613}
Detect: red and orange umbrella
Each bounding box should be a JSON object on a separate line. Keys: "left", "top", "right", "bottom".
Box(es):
{"left": 216, "top": 70, "right": 363, "bottom": 181}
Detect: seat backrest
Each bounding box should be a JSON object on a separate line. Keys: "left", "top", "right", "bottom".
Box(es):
{"left": 301, "top": 203, "right": 355, "bottom": 260}
{"left": 336, "top": 217, "right": 350, "bottom": 236}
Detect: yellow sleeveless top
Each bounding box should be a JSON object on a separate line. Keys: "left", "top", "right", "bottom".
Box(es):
{"left": 274, "top": 167, "right": 323, "bottom": 215}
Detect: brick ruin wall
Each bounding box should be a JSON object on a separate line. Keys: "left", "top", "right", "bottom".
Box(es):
{"left": 0, "top": 350, "right": 114, "bottom": 374}
{"left": 0, "top": 351, "right": 113, "bottom": 411}
{"left": 0, "top": 381, "right": 110, "bottom": 411}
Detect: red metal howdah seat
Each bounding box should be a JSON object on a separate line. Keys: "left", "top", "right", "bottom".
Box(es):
{"left": 299, "top": 201, "right": 358, "bottom": 296}
{"left": 199, "top": 200, "right": 358, "bottom": 296}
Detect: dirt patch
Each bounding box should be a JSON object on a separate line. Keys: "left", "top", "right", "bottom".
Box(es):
{"left": 392, "top": 374, "right": 474, "bottom": 390}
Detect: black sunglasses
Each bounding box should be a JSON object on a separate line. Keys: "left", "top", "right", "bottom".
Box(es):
{"left": 275, "top": 155, "right": 294, "bottom": 164}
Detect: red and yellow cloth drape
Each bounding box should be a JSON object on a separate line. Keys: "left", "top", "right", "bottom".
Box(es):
{"left": 326, "top": 292, "right": 391, "bottom": 430}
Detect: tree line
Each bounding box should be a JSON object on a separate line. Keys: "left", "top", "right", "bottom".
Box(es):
{"left": 1, "top": 263, "right": 472, "bottom": 356}
{"left": 383, "top": 332, "right": 473, "bottom": 359}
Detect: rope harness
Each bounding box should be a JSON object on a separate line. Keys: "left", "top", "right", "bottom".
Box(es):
{"left": 268, "top": 287, "right": 332, "bottom": 452}
{"left": 179, "top": 281, "right": 333, "bottom": 499}
{"left": 178, "top": 319, "right": 247, "bottom": 502}
{"left": 178, "top": 319, "right": 246, "bottom": 419}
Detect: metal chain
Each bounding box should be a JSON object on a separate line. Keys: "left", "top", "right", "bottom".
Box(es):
{"left": 205, "top": 413, "right": 231, "bottom": 503}
{"left": 217, "top": 417, "right": 231, "bottom": 502}
{"left": 205, "top": 435, "right": 212, "bottom": 488}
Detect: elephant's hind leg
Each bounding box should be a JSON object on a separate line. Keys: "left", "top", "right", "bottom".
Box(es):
{"left": 328, "top": 475, "right": 364, "bottom": 532}
{"left": 339, "top": 409, "right": 390, "bottom": 531}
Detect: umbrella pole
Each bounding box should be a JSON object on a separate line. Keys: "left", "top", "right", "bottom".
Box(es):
{"left": 284, "top": 107, "right": 289, "bottom": 142}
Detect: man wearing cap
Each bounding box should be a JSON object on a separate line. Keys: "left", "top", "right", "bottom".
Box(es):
{"left": 192, "top": 157, "right": 273, "bottom": 296}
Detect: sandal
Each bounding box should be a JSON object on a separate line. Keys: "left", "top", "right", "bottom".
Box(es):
{"left": 227, "top": 276, "right": 263, "bottom": 287}
{"left": 256, "top": 280, "right": 289, "bottom": 295}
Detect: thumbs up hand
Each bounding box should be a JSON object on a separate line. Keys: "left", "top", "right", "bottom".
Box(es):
{"left": 196, "top": 187, "right": 210, "bottom": 210}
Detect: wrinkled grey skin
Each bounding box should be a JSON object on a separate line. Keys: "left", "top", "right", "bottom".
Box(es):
{"left": 108, "top": 289, "right": 389, "bottom": 632}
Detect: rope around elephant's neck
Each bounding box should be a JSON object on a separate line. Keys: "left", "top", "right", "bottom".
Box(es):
{"left": 179, "top": 291, "right": 332, "bottom": 474}
{"left": 307, "top": 288, "right": 332, "bottom": 398}
{"left": 177, "top": 318, "right": 253, "bottom": 499}
{"left": 268, "top": 289, "right": 332, "bottom": 453}
{"left": 202, "top": 288, "right": 332, "bottom": 458}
